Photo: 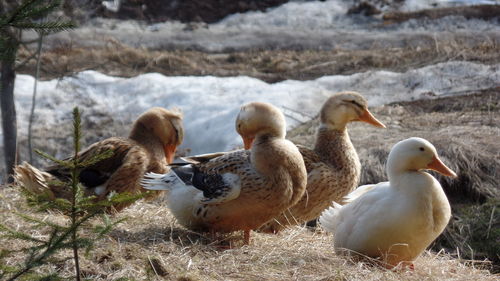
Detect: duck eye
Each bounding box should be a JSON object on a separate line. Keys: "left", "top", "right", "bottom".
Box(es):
{"left": 347, "top": 100, "right": 363, "bottom": 108}
{"left": 419, "top": 147, "right": 425, "bottom": 151}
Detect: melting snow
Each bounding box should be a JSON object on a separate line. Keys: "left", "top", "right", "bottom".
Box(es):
{"left": 11, "top": 61, "right": 500, "bottom": 156}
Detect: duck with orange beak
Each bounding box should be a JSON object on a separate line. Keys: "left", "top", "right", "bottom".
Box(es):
{"left": 141, "top": 102, "right": 307, "bottom": 245}
{"left": 320, "top": 137, "right": 456, "bottom": 269}
{"left": 259, "top": 91, "right": 386, "bottom": 233}
{"left": 15, "top": 107, "right": 183, "bottom": 212}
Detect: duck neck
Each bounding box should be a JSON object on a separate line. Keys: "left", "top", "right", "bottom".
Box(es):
{"left": 314, "top": 124, "right": 359, "bottom": 171}
{"left": 251, "top": 133, "right": 283, "bottom": 175}
{"left": 386, "top": 156, "right": 411, "bottom": 183}
{"left": 129, "top": 123, "right": 166, "bottom": 164}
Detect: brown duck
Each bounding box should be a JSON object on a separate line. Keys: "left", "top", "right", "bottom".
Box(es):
{"left": 14, "top": 107, "right": 183, "bottom": 211}
{"left": 259, "top": 91, "right": 386, "bottom": 233}
{"left": 141, "top": 102, "right": 307, "bottom": 244}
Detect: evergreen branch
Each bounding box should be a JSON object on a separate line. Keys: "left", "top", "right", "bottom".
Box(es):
{"left": 15, "top": 212, "right": 64, "bottom": 230}
{"left": 76, "top": 150, "right": 114, "bottom": 168}
{"left": 5, "top": 210, "right": 98, "bottom": 280}
{"left": 0, "top": 223, "right": 46, "bottom": 244}
{"left": 12, "top": 20, "right": 76, "bottom": 34}
{"left": 4, "top": 0, "right": 39, "bottom": 24}
{"left": 56, "top": 237, "right": 93, "bottom": 251}
{"left": 35, "top": 149, "right": 73, "bottom": 168}
{"left": 36, "top": 273, "right": 63, "bottom": 281}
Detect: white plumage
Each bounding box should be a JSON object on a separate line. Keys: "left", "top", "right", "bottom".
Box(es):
{"left": 320, "top": 137, "right": 456, "bottom": 268}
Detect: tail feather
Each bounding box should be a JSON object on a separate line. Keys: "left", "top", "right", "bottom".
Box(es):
{"left": 319, "top": 201, "right": 342, "bottom": 234}
{"left": 14, "top": 162, "right": 55, "bottom": 199}
{"left": 141, "top": 171, "right": 183, "bottom": 191}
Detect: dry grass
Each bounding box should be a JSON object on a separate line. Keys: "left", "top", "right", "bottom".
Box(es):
{"left": 0, "top": 186, "right": 497, "bottom": 281}
{"left": 17, "top": 37, "right": 500, "bottom": 83}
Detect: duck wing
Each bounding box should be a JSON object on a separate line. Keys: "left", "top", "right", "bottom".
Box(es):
{"left": 343, "top": 182, "right": 387, "bottom": 203}
{"left": 143, "top": 150, "right": 250, "bottom": 204}
{"left": 296, "top": 145, "right": 321, "bottom": 173}
{"left": 46, "top": 138, "right": 148, "bottom": 197}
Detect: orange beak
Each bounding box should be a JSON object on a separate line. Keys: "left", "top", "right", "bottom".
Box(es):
{"left": 427, "top": 156, "right": 457, "bottom": 178}
{"left": 357, "top": 109, "right": 386, "bottom": 128}
{"left": 243, "top": 137, "right": 254, "bottom": 150}
{"left": 164, "top": 144, "right": 177, "bottom": 164}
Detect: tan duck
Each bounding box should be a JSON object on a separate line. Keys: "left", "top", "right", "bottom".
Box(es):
{"left": 259, "top": 91, "right": 386, "bottom": 233}
{"left": 14, "top": 107, "right": 183, "bottom": 211}
{"left": 141, "top": 102, "right": 307, "bottom": 244}
{"left": 320, "top": 137, "right": 456, "bottom": 269}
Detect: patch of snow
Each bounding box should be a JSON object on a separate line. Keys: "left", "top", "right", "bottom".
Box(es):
{"left": 36, "top": 0, "right": 500, "bottom": 52}
{"left": 102, "top": 0, "right": 121, "bottom": 13}
{"left": 9, "top": 61, "right": 499, "bottom": 159}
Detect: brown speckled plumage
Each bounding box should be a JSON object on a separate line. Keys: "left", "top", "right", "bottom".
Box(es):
{"left": 187, "top": 138, "right": 306, "bottom": 234}
{"left": 14, "top": 107, "right": 183, "bottom": 211}
{"left": 259, "top": 91, "right": 385, "bottom": 232}
{"left": 259, "top": 129, "right": 360, "bottom": 232}
{"left": 142, "top": 102, "right": 307, "bottom": 243}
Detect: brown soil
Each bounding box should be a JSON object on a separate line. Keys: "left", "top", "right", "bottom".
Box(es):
{"left": 383, "top": 5, "right": 500, "bottom": 24}
{"left": 66, "top": 0, "right": 290, "bottom": 23}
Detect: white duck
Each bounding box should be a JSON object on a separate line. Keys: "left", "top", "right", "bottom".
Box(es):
{"left": 141, "top": 102, "right": 307, "bottom": 244}
{"left": 320, "top": 137, "right": 456, "bottom": 269}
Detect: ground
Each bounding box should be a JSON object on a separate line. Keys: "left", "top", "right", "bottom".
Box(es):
{"left": 2, "top": 89, "right": 498, "bottom": 279}
{"left": 1, "top": 0, "right": 499, "bottom": 279}
{"left": 0, "top": 187, "right": 497, "bottom": 281}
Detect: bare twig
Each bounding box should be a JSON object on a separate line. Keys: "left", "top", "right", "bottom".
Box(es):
{"left": 486, "top": 206, "right": 496, "bottom": 239}
{"left": 28, "top": 32, "right": 43, "bottom": 164}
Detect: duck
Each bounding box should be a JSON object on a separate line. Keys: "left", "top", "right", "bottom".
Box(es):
{"left": 259, "top": 91, "right": 386, "bottom": 233}
{"left": 141, "top": 102, "right": 307, "bottom": 244}
{"left": 14, "top": 107, "right": 184, "bottom": 211}
{"left": 319, "top": 137, "right": 456, "bottom": 269}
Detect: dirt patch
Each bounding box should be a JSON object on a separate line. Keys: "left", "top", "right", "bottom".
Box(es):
{"left": 64, "top": 0, "right": 290, "bottom": 23}
{"left": 383, "top": 5, "right": 500, "bottom": 24}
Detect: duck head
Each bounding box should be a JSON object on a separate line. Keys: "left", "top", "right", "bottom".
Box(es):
{"left": 130, "top": 107, "right": 184, "bottom": 164}
{"left": 320, "top": 91, "right": 386, "bottom": 130}
{"left": 236, "top": 102, "right": 286, "bottom": 150}
{"left": 387, "top": 137, "right": 457, "bottom": 179}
